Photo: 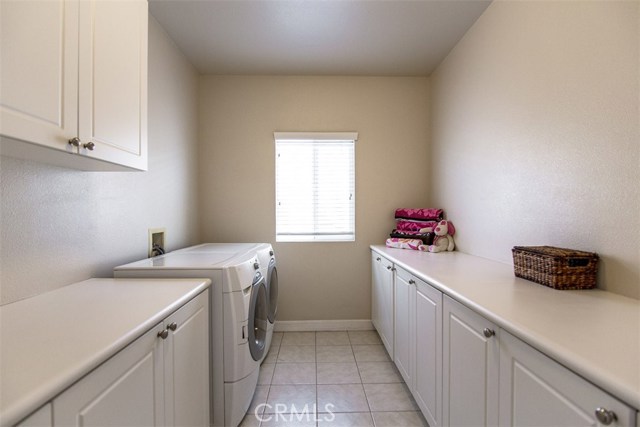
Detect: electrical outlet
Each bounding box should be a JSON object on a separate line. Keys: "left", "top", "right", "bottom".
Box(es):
{"left": 148, "top": 228, "right": 166, "bottom": 257}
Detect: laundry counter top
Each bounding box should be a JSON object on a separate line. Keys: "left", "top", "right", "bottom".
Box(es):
{"left": 371, "top": 245, "right": 640, "bottom": 409}
{"left": 0, "top": 278, "right": 211, "bottom": 426}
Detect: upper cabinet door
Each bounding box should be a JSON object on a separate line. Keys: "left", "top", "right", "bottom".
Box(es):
{"left": 78, "top": 0, "right": 148, "bottom": 170}
{"left": 0, "top": 0, "right": 78, "bottom": 152}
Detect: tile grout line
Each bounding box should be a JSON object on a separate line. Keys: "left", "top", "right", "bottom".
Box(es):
{"left": 250, "top": 331, "right": 424, "bottom": 426}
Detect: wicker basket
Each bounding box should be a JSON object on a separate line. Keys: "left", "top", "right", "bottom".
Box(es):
{"left": 512, "top": 246, "right": 599, "bottom": 290}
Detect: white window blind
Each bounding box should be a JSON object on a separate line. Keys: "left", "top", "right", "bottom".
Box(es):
{"left": 275, "top": 132, "right": 357, "bottom": 242}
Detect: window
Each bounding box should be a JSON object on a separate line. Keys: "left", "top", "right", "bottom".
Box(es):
{"left": 275, "top": 132, "right": 357, "bottom": 242}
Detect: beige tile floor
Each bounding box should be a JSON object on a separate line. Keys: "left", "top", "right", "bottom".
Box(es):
{"left": 239, "top": 331, "right": 428, "bottom": 427}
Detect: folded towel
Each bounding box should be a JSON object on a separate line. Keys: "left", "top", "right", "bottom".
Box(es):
{"left": 395, "top": 208, "right": 444, "bottom": 221}
{"left": 390, "top": 230, "right": 435, "bottom": 245}
{"left": 385, "top": 238, "right": 424, "bottom": 251}
{"left": 395, "top": 220, "right": 438, "bottom": 233}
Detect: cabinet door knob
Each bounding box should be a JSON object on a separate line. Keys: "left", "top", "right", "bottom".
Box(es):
{"left": 409, "top": 279, "right": 415, "bottom": 285}
{"left": 391, "top": 267, "right": 396, "bottom": 272}
{"left": 594, "top": 407, "right": 616, "bottom": 425}
{"left": 167, "top": 322, "right": 177, "bottom": 331}
{"left": 83, "top": 141, "right": 95, "bottom": 151}
{"left": 157, "top": 329, "right": 169, "bottom": 339}
{"left": 376, "top": 257, "right": 381, "bottom": 261}
{"left": 483, "top": 328, "right": 495, "bottom": 338}
{"left": 386, "top": 266, "right": 392, "bottom": 270}
{"left": 68, "top": 137, "right": 81, "bottom": 147}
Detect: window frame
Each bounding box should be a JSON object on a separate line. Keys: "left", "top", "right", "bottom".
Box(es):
{"left": 274, "top": 132, "right": 358, "bottom": 243}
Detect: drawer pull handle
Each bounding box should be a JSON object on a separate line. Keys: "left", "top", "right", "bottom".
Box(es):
{"left": 483, "top": 328, "right": 495, "bottom": 338}
{"left": 167, "top": 322, "right": 177, "bottom": 331}
{"left": 157, "top": 329, "right": 169, "bottom": 340}
{"left": 594, "top": 407, "right": 616, "bottom": 425}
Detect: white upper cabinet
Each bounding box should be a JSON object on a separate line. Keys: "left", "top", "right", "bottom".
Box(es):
{"left": 77, "top": 0, "right": 147, "bottom": 170}
{"left": 0, "top": 0, "right": 78, "bottom": 154}
{"left": 0, "top": 0, "right": 148, "bottom": 171}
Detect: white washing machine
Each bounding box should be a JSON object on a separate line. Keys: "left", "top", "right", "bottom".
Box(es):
{"left": 114, "top": 249, "right": 267, "bottom": 427}
{"left": 177, "top": 243, "right": 278, "bottom": 362}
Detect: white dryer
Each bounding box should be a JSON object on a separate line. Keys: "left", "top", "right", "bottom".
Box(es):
{"left": 114, "top": 249, "right": 267, "bottom": 427}
{"left": 255, "top": 243, "right": 278, "bottom": 362}
{"left": 177, "top": 243, "right": 278, "bottom": 362}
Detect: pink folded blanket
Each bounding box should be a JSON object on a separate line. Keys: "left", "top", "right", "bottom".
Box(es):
{"left": 385, "top": 238, "right": 429, "bottom": 251}
{"left": 395, "top": 220, "right": 438, "bottom": 233}
{"left": 395, "top": 208, "right": 443, "bottom": 221}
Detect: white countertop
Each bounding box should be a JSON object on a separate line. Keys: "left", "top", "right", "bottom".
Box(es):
{"left": 371, "top": 245, "right": 640, "bottom": 409}
{"left": 0, "top": 278, "right": 211, "bottom": 426}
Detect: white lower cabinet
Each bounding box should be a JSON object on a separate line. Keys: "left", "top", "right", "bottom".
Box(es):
{"left": 54, "top": 323, "right": 164, "bottom": 426}
{"left": 16, "top": 404, "right": 52, "bottom": 427}
{"left": 414, "top": 278, "right": 443, "bottom": 427}
{"left": 162, "top": 292, "right": 210, "bottom": 427}
{"left": 394, "top": 267, "right": 416, "bottom": 389}
{"left": 443, "top": 295, "right": 500, "bottom": 427}
{"left": 392, "top": 264, "right": 444, "bottom": 427}
{"left": 371, "top": 253, "right": 395, "bottom": 357}
{"left": 499, "top": 330, "right": 635, "bottom": 427}
{"left": 53, "top": 291, "right": 209, "bottom": 427}
{"left": 371, "top": 250, "right": 638, "bottom": 427}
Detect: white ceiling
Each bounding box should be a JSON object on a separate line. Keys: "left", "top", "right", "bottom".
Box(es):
{"left": 149, "top": 0, "right": 492, "bottom": 76}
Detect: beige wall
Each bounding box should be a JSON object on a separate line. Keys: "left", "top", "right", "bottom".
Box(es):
{"left": 199, "top": 76, "right": 430, "bottom": 320}
{"left": 0, "top": 17, "right": 201, "bottom": 305}
{"left": 429, "top": 1, "right": 639, "bottom": 299}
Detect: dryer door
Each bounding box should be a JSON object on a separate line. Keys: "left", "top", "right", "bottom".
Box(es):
{"left": 248, "top": 273, "right": 268, "bottom": 361}
{"left": 267, "top": 259, "right": 278, "bottom": 324}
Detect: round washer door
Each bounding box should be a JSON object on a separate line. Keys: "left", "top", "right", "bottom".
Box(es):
{"left": 267, "top": 260, "right": 278, "bottom": 324}
{"left": 248, "top": 274, "right": 268, "bottom": 361}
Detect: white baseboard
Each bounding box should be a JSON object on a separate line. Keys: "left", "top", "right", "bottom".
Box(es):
{"left": 274, "top": 319, "right": 373, "bottom": 332}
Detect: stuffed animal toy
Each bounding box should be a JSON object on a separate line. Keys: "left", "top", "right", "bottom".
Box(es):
{"left": 421, "top": 220, "right": 455, "bottom": 253}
